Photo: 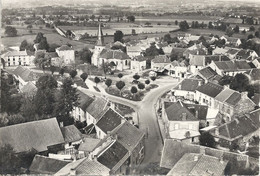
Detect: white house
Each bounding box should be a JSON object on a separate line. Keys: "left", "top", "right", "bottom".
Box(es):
{"left": 164, "top": 60, "right": 189, "bottom": 79}
{"left": 56, "top": 45, "right": 75, "bottom": 65}
{"left": 151, "top": 55, "right": 171, "bottom": 71}
{"left": 2, "top": 50, "right": 35, "bottom": 67}
{"left": 131, "top": 55, "right": 147, "bottom": 72}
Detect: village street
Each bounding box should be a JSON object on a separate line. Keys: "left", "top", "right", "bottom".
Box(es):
{"left": 79, "top": 78, "right": 179, "bottom": 164}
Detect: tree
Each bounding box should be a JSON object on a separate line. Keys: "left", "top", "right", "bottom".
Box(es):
{"left": 175, "top": 20, "right": 178, "bottom": 25}
{"left": 219, "top": 75, "right": 233, "bottom": 86}
{"left": 80, "top": 73, "right": 88, "bottom": 82}
{"left": 144, "top": 43, "right": 164, "bottom": 58}
{"left": 27, "top": 24, "right": 33, "bottom": 29}
{"left": 230, "top": 73, "right": 249, "bottom": 92}
{"left": 48, "top": 43, "right": 60, "bottom": 52}
{"left": 38, "top": 36, "right": 49, "bottom": 51}
{"left": 249, "top": 26, "right": 255, "bottom": 31}
{"left": 130, "top": 86, "right": 138, "bottom": 99}
{"left": 34, "top": 51, "right": 49, "bottom": 71}
{"left": 20, "top": 96, "right": 37, "bottom": 122}
{"left": 54, "top": 78, "right": 78, "bottom": 126}
{"left": 116, "top": 80, "right": 125, "bottom": 95}
{"left": 133, "top": 74, "right": 140, "bottom": 81}
{"left": 127, "top": 15, "right": 135, "bottom": 22}
{"left": 179, "top": 21, "right": 189, "bottom": 31}
{"left": 34, "top": 32, "right": 44, "bottom": 43}
{"left": 145, "top": 79, "right": 150, "bottom": 85}
{"left": 0, "top": 144, "right": 21, "bottom": 174}
{"left": 69, "top": 70, "right": 77, "bottom": 79}
{"left": 208, "top": 21, "right": 213, "bottom": 29}
{"left": 255, "top": 31, "right": 260, "bottom": 38}
{"left": 50, "top": 65, "right": 56, "bottom": 75}
{"left": 247, "top": 34, "right": 254, "bottom": 40}
{"left": 163, "top": 33, "right": 172, "bottom": 44}
{"left": 199, "top": 132, "right": 216, "bottom": 148}
{"left": 78, "top": 47, "right": 93, "bottom": 63}
{"left": 59, "top": 67, "right": 65, "bottom": 76}
{"left": 105, "top": 78, "right": 112, "bottom": 88}
{"left": 34, "top": 75, "right": 57, "bottom": 117}
{"left": 114, "top": 30, "right": 124, "bottom": 42}
{"left": 132, "top": 29, "right": 136, "bottom": 35}
{"left": 226, "top": 26, "right": 234, "bottom": 37}
{"left": 20, "top": 40, "right": 28, "bottom": 51}
{"left": 151, "top": 76, "right": 156, "bottom": 81}
{"left": 94, "top": 77, "right": 100, "bottom": 86}
{"left": 138, "top": 83, "right": 145, "bottom": 90}
{"left": 118, "top": 73, "right": 123, "bottom": 79}
{"left": 5, "top": 26, "right": 17, "bottom": 37}
{"left": 233, "top": 25, "right": 239, "bottom": 33}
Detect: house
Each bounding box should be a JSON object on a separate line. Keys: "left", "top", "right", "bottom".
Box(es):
{"left": 130, "top": 55, "right": 147, "bottom": 72}
{"left": 12, "top": 66, "right": 38, "bottom": 91}
{"left": 55, "top": 157, "right": 110, "bottom": 175}
{"left": 183, "top": 43, "right": 207, "bottom": 59}
{"left": 252, "top": 58, "right": 260, "bottom": 68}
{"left": 195, "top": 82, "right": 224, "bottom": 108}
{"left": 0, "top": 118, "right": 65, "bottom": 154}
{"left": 29, "top": 155, "right": 69, "bottom": 174}
{"left": 244, "top": 68, "right": 260, "bottom": 85}
{"left": 95, "top": 108, "right": 125, "bottom": 139}
{"left": 20, "top": 81, "right": 37, "bottom": 96}
{"left": 166, "top": 153, "right": 228, "bottom": 176}
{"left": 164, "top": 60, "right": 189, "bottom": 79}
{"left": 151, "top": 55, "right": 171, "bottom": 71}
{"left": 162, "top": 45, "right": 174, "bottom": 56}
{"left": 161, "top": 101, "right": 201, "bottom": 143}
{"left": 160, "top": 140, "right": 255, "bottom": 175}
{"left": 78, "top": 138, "right": 101, "bottom": 158}
{"left": 126, "top": 45, "right": 143, "bottom": 58}
{"left": 71, "top": 90, "right": 94, "bottom": 122}
{"left": 205, "top": 55, "right": 230, "bottom": 65}
{"left": 98, "top": 49, "right": 131, "bottom": 71}
{"left": 209, "top": 60, "right": 252, "bottom": 76}
{"left": 212, "top": 47, "right": 230, "bottom": 55}
{"left": 198, "top": 66, "right": 222, "bottom": 83}
{"left": 60, "top": 125, "right": 83, "bottom": 155}
{"left": 214, "top": 89, "right": 255, "bottom": 121}
{"left": 210, "top": 109, "right": 259, "bottom": 149}
{"left": 46, "top": 52, "right": 61, "bottom": 67}
{"left": 225, "top": 48, "right": 241, "bottom": 59}
{"left": 236, "top": 49, "right": 258, "bottom": 60}
{"left": 56, "top": 45, "right": 75, "bottom": 65}
{"left": 172, "top": 78, "right": 203, "bottom": 101}
{"left": 1, "top": 50, "right": 35, "bottom": 67}
{"left": 85, "top": 96, "right": 111, "bottom": 125}
{"left": 189, "top": 55, "right": 206, "bottom": 74}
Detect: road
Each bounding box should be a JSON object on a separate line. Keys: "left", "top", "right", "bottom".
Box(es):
{"left": 79, "top": 78, "right": 179, "bottom": 164}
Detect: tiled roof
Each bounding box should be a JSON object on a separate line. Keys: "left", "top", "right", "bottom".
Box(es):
{"left": 205, "top": 55, "right": 230, "bottom": 65}
{"left": 100, "top": 50, "right": 130, "bottom": 60}
{"left": 249, "top": 109, "right": 260, "bottom": 127}
{"left": 20, "top": 81, "right": 37, "bottom": 93}
{"left": 213, "top": 47, "right": 229, "bottom": 55}
{"left": 45, "top": 52, "right": 59, "bottom": 58}
{"left": 215, "top": 88, "right": 236, "bottom": 102}
{"left": 189, "top": 55, "right": 205, "bottom": 66}
{"left": 97, "top": 141, "right": 128, "bottom": 170}
{"left": 57, "top": 45, "right": 73, "bottom": 51}
{"left": 226, "top": 48, "right": 241, "bottom": 55}
{"left": 126, "top": 45, "right": 142, "bottom": 52}
{"left": 183, "top": 103, "right": 208, "bottom": 120}
{"left": 13, "top": 66, "right": 39, "bottom": 82}
{"left": 174, "top": 78, "right": 201, "bottom": 91}
{"left": 61, "top": 125, "right": 82, "bottom": 143}
{"left": 112, "top": 121, "right": 145, "bottom": 152}
{"left": 78, "top": 138, "right": 101, "bottom": 152}
{"left": 4, "top": 50, "right": 28, "bottom": 57}
{"left": 247, "top": 68, "right": 260, "bottom": 81}
{"left": 164, "top": 101, "right": 197, "bottom": 121}
{"left": 198, "top": 67, "right": 218, "bottom": 80}
{"left": 167, "top": 153, "right": 228, "bottom": 176}
{"left": 196, "top": 82, "right": 223, "bottom": 98}
{"left": 133, "top": 55, "right": 147, "bottom": 62}
{"left": 214, "top": 60, "right": 251, "bottom": 71}
{"left": 0, "top": 118, "right": 64, "bottom": 153}
{"left": 96, "top": 108, "right": 123, "bottom": 134}
{"left": 224, "top": 92, "right": 241, "bottom": 106}
{"left": 29, "top": 155, "right": 69, "bottom": 174}
{"left": 152, "top": 55, "right": 171, "bottom": 63}
{"left": 86, "top": 97, "right": 109, "bottom": 121}
{"left": 55, "top": 158, "right": 110, "bottom": 175}
{"left": 77, "top": 90, "right": 94, "bottom": 111}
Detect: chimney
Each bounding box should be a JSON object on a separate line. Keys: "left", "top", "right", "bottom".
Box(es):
{"left": 197, "top": 50, "right": 199, "bottom": 55}
{"left": 107, "top": 131, "right": 111, "bottom": 136}
{"left": 178, "top": 83, "right": 182, "bottom": 89}
{"left": 219, "top": 156, "right": 224, "bottom": 164}
{"left": 70, "top": 168, "right": 76, "bottom": 176}
{"left": 113, "top": 134, "right": 118, "bottom": 140}
{"left": 195, "top": 110, "right": 198, "bottom": 119}
{"left": 93, "top": 155, "right": 97, "bottom": 161}
{"left": 215, "top": 128, "right": 219, "bottom": 136}
{"left": 182, "top": 113, "right": 187, "bottom": 121}
{"left": 194, "top": 155, "right": 199, "bottom": 161}
{"left": 198, "top": 80, "right": 202, "bottom": 86}
{"left": 59, "top": 122, "right": 64, "bottom": 128}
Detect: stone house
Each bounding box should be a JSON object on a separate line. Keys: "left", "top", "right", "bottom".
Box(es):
{"left": 130, "top": 55, "right": 147, "bottom": 72}
{"left": 56, "top": 45, "right": 75, "bottom": 65}
{"left": 2, "top": 50, "right": 35, "bottom": 67}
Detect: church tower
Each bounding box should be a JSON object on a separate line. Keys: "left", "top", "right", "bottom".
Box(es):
{"left": 91, "top": 23, "right": 105, "bottom": 67}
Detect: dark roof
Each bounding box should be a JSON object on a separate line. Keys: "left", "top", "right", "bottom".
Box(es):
{"left": 183, "top": 103, "right": 208, "bottom": 120}
{"left": 57, "top": 45, "right": 73, "bottom": 51}
{"left": 205, "top": 55, "right": 230, "bottom": 65}
{"left": 113, "top": 121, "right": 145, "bottom": 152}
{"left": 78, "top": 138, "right": 101, "bottom": 152}
{"left": 189, "top": 55, "right": 205, "bottom": 66}
{"left": 247, "top": 68, "right": 260, "bottom": 81}
{"left": 167, "top": 153, "right": 228, "bottom": 176}
{"left": 152, "top": 55, "right": 171, "bottom": 63}
{"left": 196, "top": 82, "right": 223, "bottom": 98}
{"left": 198, "top": 67, "right": 218, "bottom": 80}
{"left": 0, "top": 118, "right": 64, "bottom": 153}
{"left": 77, "top": 90, "right": 94, "bottom": 111}
{"left": 96, "top": 108, "right": 123, "bottom": 134}
{"left": 13, "top": 66, "right": 39, "bottom": 82}
{"left": 214, "top": 61, "right": 251, "bottom": 71}
{"left": 236, "top": 49, "right": 255, "bottom": 60}
{"left": 226, "top": 48, "right": 241, "bottom": 55}
{"left": 45, "top": 52, "right": 59, "bottom": 58}
{"left": 97, "top": 141, "right": 128, "bottom": 170}
{"left": 133, "top": 55, "right": 147, "bottom": 62}
{"left": 224, "top": 92, "right": 241, "bottom": 106}
{"left": 100, "top": 50, "right": 130, "bottom": 60}
{"left": 164, "top": 101, "right": 198, "bottom": 121}
{"left": 86, "top": 97, "right": 109, "bottom": 120}
{"left": 61, "top": 125, "right": 82, "bottom": 143}
{"left": 174, "top": 79, "right": 201, "bottom": 91}
{"left": 20, "top": 81, "right": 37, "bottom": 94}
{"left": 29, "top": 155, "right": 69, "bottom": 174}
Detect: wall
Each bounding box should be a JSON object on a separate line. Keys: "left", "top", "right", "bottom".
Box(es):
{"left": 131, "top": 60, "right": 146, "bottom": 72}
{"left": 71, "top": 107, "right": 86, "bottom": 122}
{"left": 56, "top": 49, "right": 75, "bottom": 65}
{"left": 168, "top": 121, "right": 199, "bottom": 132}
{"left": 195, "top": 91, "right": 215, "bottom": 108}
{"left": 174, "top": 90, "right": 196, "bottom": 101}
{"left": 6, "top": 55, "right": 35, "bottom": 66}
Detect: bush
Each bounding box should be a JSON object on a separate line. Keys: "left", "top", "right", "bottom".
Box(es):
{"left": 93, "top": 86, "right": 100, "bottom": 92}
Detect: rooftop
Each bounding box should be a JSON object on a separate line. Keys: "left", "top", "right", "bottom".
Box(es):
{"left": 198, "top": 67, "right": 218, "bottom": 80}
{"left": 78, "top": 138, "right": 101, "bottom": 152}
{"left": 57, "top": 45, "right": 73, "bottom": 51}
{"left": 196, "top": 82, "right": 223, "bottom": 98}
{"left": 214, "top": 60, "right": 251, "bottom": 71}
{"left": 100, "top": 50, "right": 130, "bottom": 60}
{"left": 86, "top": 97, "right": 109, "bottom": 121}
{"left": 174, "top": 78, "right": 202, "bottom": 92}
{"left": 60, "top": 125, "right": 82, "bottom": 143}
{"left": 152, "top": 55, "right": 171, "bottom": 63}
{"left": 12, "top": 66, "right": 39, "bottom": 82}
{"left": 77, "top": 90, "right": 94, "bottom": 111}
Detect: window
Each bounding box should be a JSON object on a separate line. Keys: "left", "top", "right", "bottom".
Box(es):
{"left": 174, "top": 123, "right": 179, "bottom": 130}
{"left": 125, "top": 60, "right": 127, "bottom": 65}
{"left": 192, "top": 137, "right": 194, "bottom": 142}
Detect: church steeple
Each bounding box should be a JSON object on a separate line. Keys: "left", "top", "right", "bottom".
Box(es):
{"left": 96, "top": 23, "right": 104, "bottom": 46}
